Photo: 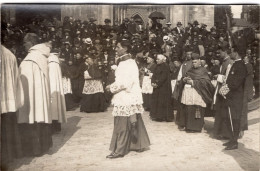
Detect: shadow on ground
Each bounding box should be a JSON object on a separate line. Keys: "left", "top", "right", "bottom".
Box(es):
{"left": 223, "top": 143, "right": 260, "bottom": 171}
{"left": 204, "top": 116, "right": 260, "bottom": 171}
{"left": 48, "top": 116, "right": 82, "bottom": 155}
{"left": 7, "top": 116, "right": 82, "bottom": 171}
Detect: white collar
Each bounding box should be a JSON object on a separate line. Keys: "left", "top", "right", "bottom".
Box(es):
{"left": 234, "top": 58, "right": 242, "bottom": 62}
{"left": 119, "top": 54, "right": 129, "bottom": 58}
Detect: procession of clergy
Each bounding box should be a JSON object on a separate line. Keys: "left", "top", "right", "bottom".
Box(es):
{"left": 1, "top": 15, "right": 258, "bottom": 167}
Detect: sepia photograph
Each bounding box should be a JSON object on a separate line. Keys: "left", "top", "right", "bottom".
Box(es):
{"left": 1, "top": 3, "right": 260, "bottom": 171}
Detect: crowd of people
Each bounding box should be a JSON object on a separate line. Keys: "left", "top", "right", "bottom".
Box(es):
{"left": 1, "top": 14, "right": 260, "bottom": 166}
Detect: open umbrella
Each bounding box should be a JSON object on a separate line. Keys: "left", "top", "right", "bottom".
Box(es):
{"left": 148, "top": 11, "right": 166, "bottom": 20}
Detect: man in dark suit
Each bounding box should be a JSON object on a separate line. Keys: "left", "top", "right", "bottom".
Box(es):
{"left": 172, "top": 22, "right": 184, "bottom": 37}
{"left": 219, "top": 46, "right": 247, "bottom": 150}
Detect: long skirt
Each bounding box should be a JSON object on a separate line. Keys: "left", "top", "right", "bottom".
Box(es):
{"left": 80, "top": 93, "right": 106, "bottom": 113}
{"left": 18, "top": 123, "right": 53, "bottom": 157}
{"left": 176, "top": 103, "right": 186, "bottom": 127}
{"left": 150, "top": 88, "right": 174, "bottom": 121}
{"left": 185, "top": 105, "right": 205, "bottom": 132}
{"left": 1, "top": 112, "right": 22, "bottom": 170}
{"left": 65, "top": 93, "right": 78, "bottom": 111}
{"left": 109, "top": 114, "right": 150, "bottom": 155}
{"left": 142, "top": 93, "right": 152, "bottom": 111}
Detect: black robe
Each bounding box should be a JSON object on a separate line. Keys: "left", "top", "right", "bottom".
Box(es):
{"left": 150, "top": 62, "right": 173, "bottom": 121}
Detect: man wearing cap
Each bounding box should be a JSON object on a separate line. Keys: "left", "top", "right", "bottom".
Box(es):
{"left": 103, "top": 19, "right": 112, "bottom": 35}
{"left": 60, "top": 41, "right": 72, "bottom": 62}
{"left": 200, "top": 24, "right": 208, "bottom": 39}
{"left": 128, "top": 17, "right": 138, "bottom": 35}
{"left": 106, "top": 40, "right": 150, "bottom": 159}
{"left": 184, "top": 22, "right": 193, "bottom": 38}
{"left": 87, "top": 17, "right": 97, "bottom": 37}
{"left": 149, "top": 37, "right": 161, "bottom": 53}
{"left": 72, "top": 39, "right": 83, "bottom": 57}
{"left": 119, "top": 18, "right": 129, "bottom": 35}
{"left": 179, "top": 53, "right": 215, "bottom": 132}
{"left": 173, "top": 22, "right": 184, "bottom": 37}
{"left": 62, "top": 29, "right": 73, "bottom": 45}
{"left": 218, "top": 35, "right": 229, "bottom": 51}
{"left": 165, "top": 22, "right": 172, "bottom": 33}
{"left": 192, "top": 20, "right": 200, "bottom": 35}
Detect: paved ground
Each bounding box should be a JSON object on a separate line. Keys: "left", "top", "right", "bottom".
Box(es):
{"left": 8, "top": 107, "right": 260, "bottom": 171}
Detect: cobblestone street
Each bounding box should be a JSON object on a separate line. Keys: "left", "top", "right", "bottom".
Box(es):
{"left": 9, "top": 107, "right": 260, "bottom": 171}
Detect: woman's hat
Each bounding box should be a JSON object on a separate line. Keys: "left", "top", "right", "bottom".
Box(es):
{"left": 163, "top": 35, "right": 170, "bottom": 41}
{"left": 85, "top": 38, "right": 92, "bottom": 44}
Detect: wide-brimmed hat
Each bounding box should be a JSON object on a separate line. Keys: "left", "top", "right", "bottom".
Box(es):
{"left": 85, "top": 38, "right": 92, "bottom": 44}
{"left": 104, "top": 19, "right": 111, "bottom": 23}
{"left": 193, "top": 20, "right": 199, "bottom": 26}
{"left": 89, "top": 18, "right": 97, "bottom": 22}
{"left": 163, "top": 35, "right": 170, "bottom": 41}
{"left": 166, "top": 21, "right": 171, "bottom": 25}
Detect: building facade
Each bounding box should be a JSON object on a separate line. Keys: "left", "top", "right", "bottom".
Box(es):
{"left": 2, "top": 4, "right": 215, "bottom": 30}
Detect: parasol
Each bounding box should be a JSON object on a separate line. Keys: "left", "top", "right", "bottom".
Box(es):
{"left": 148, "top": 11, "right": 166, "bottom": 20}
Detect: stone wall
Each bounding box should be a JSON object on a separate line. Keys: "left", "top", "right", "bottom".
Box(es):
{"left": 188, "top": 5, "right": 215, "bottom": 30}
{"left": 61, "top": 5, "right": 113, "bottom": 25}
{"left": 114, "top": 5, "right": 169, "bottom": 28}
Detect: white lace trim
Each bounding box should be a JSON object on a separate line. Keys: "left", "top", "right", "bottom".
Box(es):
{"left": 112, "top": 104, "right": 144, "bottom": 116}
{"left": 62, "top": 77, "right": 72, "bottom": 94}
{"left": 82, "top": 80, "right": 104, "bottom": 94}
{"left": 181, "top": 84, "right": 206, "bottom": 108}
{"left": 142, "top": 76, "right": 153, "bottom": 94}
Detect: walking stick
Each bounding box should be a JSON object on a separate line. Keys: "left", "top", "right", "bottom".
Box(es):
{"left": 228, "top": 106, "right": 234, "bottom": 136}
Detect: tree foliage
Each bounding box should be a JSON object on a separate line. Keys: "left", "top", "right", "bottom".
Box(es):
{"left": 248, "top": 5, "right": 260, "bottom": 25}
{"left": 214, "top": 5, "right": 233, "bottom": 30}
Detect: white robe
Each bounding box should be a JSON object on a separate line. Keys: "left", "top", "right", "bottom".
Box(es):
{"left": 48, "top": 53, "right": 67, "bottom": 123}
{"left": 0, "top": 45, "right": 24, "bottom": 114}
{"left": 18, "top": 44, "right": 51, "bottom": 124}
{"left": 110, "top": 57, "right": 144, "bottom": 116}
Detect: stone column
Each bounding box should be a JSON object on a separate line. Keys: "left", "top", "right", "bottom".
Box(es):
{"left": 97, "top": 5, "right": 113, "bottom": 25}
{"left": 189, "top": 5, "right": 215, "bottom": 30}
{"left": 169, "top": 5, "right": 186, "bottom": 28}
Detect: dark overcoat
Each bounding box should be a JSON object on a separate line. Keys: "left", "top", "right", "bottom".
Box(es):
{"left": 224, "top": 60, "right": 247, "bottom": 120}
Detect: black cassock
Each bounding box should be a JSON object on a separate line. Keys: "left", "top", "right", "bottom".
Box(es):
{"left": 221, "top": 59, "right": 247, "bottom": 141}
{"left": 150, "top": 62, "right": 173, "bottom": 121}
